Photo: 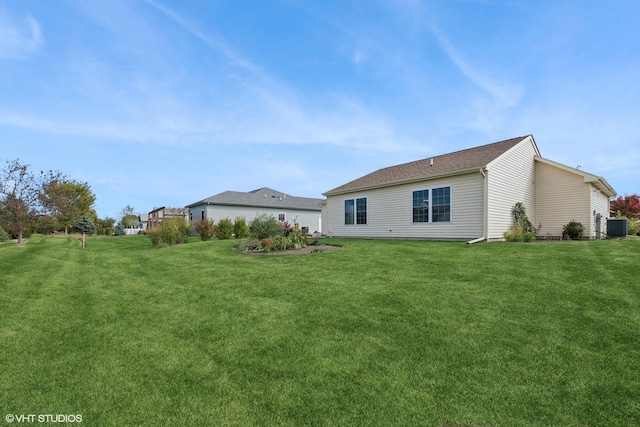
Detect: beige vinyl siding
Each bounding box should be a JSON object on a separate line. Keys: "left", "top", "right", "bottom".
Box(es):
{"left": 590, "top": 184, "right": 610, "bottom": 238}
{"left": 535, "top": 161, "right": 590, "bottom": 238}
{"left": 486, "top": 137, "right": 538, "bottom": 240}
{"left": 320, "top": 202, "right": 327, "bottom": 234}
{"left": 326, "top": 173, "right": 484, "bottom": 239}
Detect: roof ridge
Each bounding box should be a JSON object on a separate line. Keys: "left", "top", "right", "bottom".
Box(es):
{"left": 324, "top": 135, "right": 531, "bottom": 195}
{"left": 376, "top": 135, "right": 529, "bottom": 172}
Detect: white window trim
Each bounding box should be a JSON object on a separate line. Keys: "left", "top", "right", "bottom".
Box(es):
{"left": 344, "top": 197, "right": 368, "bottom": 226}
{"left": 411, "top": 185, "right": 452, "bottom": 224}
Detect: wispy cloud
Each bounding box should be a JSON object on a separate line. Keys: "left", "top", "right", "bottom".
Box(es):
{"left": 142, "top": 0, "right": 411, "bottom": 152}
{"left": 0, "top": 109, "right": 187, "bottom": 143}
{"left": 145, "top": 0, "right": 259, "bottom": 74}
{"left": 0, "top": 11, "right": 43, "bottom": 60}
{"left": 430, "top": 26, "right": 523, "bottom": 109}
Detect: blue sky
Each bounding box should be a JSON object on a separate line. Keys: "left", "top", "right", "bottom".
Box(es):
{"left": 1, "top": 0, "right": 639, "bottom": 219}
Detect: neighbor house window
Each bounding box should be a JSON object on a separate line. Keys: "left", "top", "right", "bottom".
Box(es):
{"left": 345, "top": 197, "right": 367, "bottom": 225}
{"left": 412, "top": 186, "right": 451, "bottom": 223}
{"left": 201, "top": 210, "right": 205, "bottom": 220}
{"left": 278, "top": 212, "right": 286, "bottom": 222}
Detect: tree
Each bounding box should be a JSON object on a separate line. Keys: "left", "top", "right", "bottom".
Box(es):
{"left": 114, "top": 223, "right": 127, "bottom": 236}
{"left": 119, "top": 205, "right": 138, "bottom": 228}
{"left": 611, "top": 194, "right": 640, "bottom": 219}
{"left": 40, "top": 177, "right": 96, "bottom": 234}
{"left": 0, "top": 225, "right": 9, "bottom": 242}
{"left": 96, "top": 217, "right": 116, "bottom": 235}
{"left": 73, "top": 215, "right": 96, "bottom": 235}
{"left": 0, "top": 159, "right": 42, "bottom": 244}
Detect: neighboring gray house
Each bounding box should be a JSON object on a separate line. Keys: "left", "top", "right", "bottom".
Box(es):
{"left": 187, "top": 187, "right": 324, "bottom": 234}
{"left": 323, "top": 135, "right": 616, "bottom": 241}
{"left": 138, "top": 213, "right": 149, "bottom": 230}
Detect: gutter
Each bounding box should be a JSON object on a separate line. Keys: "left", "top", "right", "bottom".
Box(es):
{"left": 467, "top": 236, "right": 485, "bottom": 245}
{"left": 467, "top": 168, "right": 488, "bottom": 245}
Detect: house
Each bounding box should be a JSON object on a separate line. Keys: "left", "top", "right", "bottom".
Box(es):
{"left": 148, "top": 207, "right": 189, "bottom": 229}
{"left": 120, "top": 213, "right": 149, "bottom": 235}
{"left": 323, "top": 135, "right": 616, "bottom": 241}
{"left": 187, "top": 187, "right": 324, "bottom": 234}
{"left": 138, "top": 213, "right": 149, "bottom": 230}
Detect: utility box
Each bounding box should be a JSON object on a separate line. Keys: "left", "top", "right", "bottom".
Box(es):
{"left": 607, "top": 218, "right": 628, "bottom": 237}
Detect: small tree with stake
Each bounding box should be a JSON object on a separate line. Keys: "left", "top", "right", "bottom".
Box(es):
{"left": 73, "top": 215, "right": 96, "bottom": 249}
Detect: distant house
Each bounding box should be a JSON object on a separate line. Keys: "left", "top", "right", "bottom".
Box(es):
{"left": 138, "top": 214, "right": 149, "bottom": 230}
{"left": 148, "top": 207, "right": 189, "bottom": 229}
{"left": 120, "top": 213, "right": 148, "bottom": 235}
{"left": 187, "top": 187, "right": 324, "bottom": 234}
{"left": 323, "top": 135, "right": 616, "bottom": 241}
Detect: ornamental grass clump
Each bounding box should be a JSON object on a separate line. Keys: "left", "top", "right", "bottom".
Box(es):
{"left": 148, "top": 218, "right": 190, "bottom": 248}
{"left": 195, "top": 218, "right": 217, "bottom": 241}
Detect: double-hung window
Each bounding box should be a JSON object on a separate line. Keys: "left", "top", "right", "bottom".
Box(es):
{"left": 412, "top": 186, "right": 451, "bottom": 223}
{"left": 345, "top": 197, "right": 367, "bottom": 225}
{"left": 431, "top": 187, "right": 451, "bottom": 222}
{"left": 412, "top": 190, "right": 429, "bottom": 223}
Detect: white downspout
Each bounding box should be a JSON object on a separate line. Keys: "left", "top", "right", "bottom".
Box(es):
{"left": 467, "top": 168, "right": 488, "bottom": 244}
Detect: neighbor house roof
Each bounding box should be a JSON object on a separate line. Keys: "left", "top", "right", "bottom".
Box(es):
{"left": 324, "top": 136, "right": 532, "bottom": 195}
{"left": 187, "top": 187, "right": 323, "bottom": 211}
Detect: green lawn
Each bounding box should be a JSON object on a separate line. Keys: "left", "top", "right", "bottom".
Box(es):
{"left": 1, "top": 235, "right": 639, "bottom": 426}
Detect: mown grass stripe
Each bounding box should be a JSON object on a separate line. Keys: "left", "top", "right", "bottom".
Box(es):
{"left": 1, "top": 235, "right": 638, "bottom": 426}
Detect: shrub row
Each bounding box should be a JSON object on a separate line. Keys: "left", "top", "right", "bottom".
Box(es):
{"left": 148, "top": 218, "right": 190, "bottom": 248}
{"left": 194, "top": 217, "right": 250, "bottom": 241}
{"left": 505, "top": 203, "right": 591, "bottom": 241}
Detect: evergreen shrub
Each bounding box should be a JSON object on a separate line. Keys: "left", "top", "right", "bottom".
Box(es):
{"left": 233, "top": 217, "right": 249, "bottom": 238}
{"left": 562, "top": 220, "right": 584, "bottom": 240}
{"left": 217, "top": 218, "right": 233, "bottom": 240}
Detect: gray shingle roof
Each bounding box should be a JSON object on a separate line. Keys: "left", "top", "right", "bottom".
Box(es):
{"left": 187, "top": 187, "right": 323, "bottom": 211}
{"left": 324, "top": 136, "right": 530, "bottom": 195}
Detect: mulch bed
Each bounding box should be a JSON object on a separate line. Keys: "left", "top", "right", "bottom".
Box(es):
{"left": 241, "top": 244, "right": 342, "bottom": 256}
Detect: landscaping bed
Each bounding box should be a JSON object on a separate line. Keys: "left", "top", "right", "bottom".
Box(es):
{"left": 241, "top": 243, "right": 342, "bottom": 255}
